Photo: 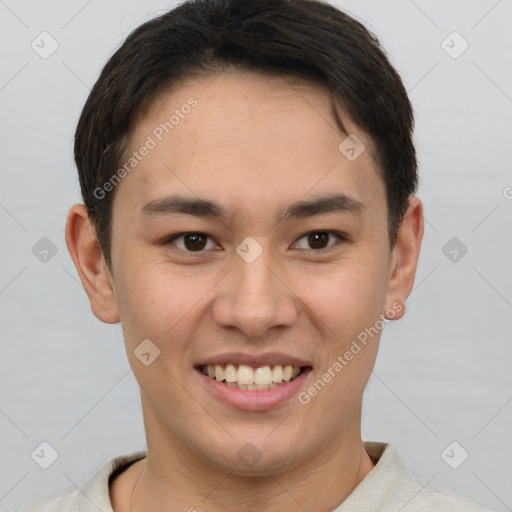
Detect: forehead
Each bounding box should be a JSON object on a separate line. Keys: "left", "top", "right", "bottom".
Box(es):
{"left": 114, "top": 70, "right": 385, "bottom": 219}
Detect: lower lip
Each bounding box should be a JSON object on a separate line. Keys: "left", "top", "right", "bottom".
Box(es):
{"left": 195, "top": 367, "right": 312, "bottom": 411}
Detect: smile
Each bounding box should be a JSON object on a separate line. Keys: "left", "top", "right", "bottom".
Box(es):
{"left": 194, "top": 353, "right": 313, "bottom": 410}
{"left": 198, "top": 363, "right": 303, "bottom": 390}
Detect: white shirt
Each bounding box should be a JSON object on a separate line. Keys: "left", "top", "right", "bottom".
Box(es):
{"left": 16, "top": 442, "right": 494, "bottom": 511}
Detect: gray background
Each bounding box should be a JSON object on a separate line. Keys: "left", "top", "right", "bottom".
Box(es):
{"left": 1, "top": 0, "right": 511, "bottom": 510}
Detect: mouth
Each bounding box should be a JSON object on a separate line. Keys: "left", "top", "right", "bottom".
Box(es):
{"left": 197, "top": 363, "right": 308, "bottom": 391}
{"left": 194, "top": 353, "right": 313, "bottom": 411}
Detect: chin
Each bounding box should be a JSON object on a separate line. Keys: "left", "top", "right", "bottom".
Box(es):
{"left": 195, "top": 430, "right": 307, "bottom": 477}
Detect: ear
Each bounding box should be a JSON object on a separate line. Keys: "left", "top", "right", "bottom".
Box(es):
{"left": 384, "top": 196, "right": 424, "bottom": 320}
{"left": 65, "top": 204, "right": 120, "bottom": 324}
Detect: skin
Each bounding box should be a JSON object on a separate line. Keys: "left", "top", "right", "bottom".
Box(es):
{"left": 65, "top": 69, "right": 423, "bottom": 511}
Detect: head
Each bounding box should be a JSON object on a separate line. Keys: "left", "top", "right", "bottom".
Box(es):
{"left": 66, "top": 0, "right": 423, "bottom": 476}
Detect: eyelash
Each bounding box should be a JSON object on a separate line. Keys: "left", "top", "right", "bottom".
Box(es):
{"left": 164, "top": 230, "right": 348, "bottom": 253}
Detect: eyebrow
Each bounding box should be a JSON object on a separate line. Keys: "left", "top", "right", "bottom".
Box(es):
{"left": 140, "top": 193, "right": 365, "bottom": 221}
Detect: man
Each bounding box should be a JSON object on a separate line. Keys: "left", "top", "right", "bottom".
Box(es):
{"left": 19, "top": 0, "right": 493, "bottom": 510}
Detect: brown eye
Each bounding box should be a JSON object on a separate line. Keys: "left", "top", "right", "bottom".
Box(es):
{"left": 183, "top": 233, "right": 207, "bottom": 251}
{"left": 294, "top": 230, "right": 345, "bottom": 250}
{"left": 307, "top": 231, "right": 329, "bottom": 249}
{"left": 167, "top": 232, "right": 217, "bottom": 252}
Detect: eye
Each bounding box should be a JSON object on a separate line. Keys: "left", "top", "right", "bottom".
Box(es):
{"left": 293, "top": 230, "right": 346, "bottom": 251}
{"left": 166, "top": 232, "right": 219, "bottom": 252}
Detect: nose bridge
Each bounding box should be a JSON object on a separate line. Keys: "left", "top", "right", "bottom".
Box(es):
{"left": 213, "top": 240, "right": 298, "bottom": 337}
{"left": 237, "top": 249, "right": 276, "bottom": 300}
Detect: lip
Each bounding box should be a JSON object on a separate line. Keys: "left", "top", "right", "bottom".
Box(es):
{"left": 195, "top": 366, "right": 312, "bottom": 412}
{"left": 196, "top": 351, "right": 312, "bottom": 368}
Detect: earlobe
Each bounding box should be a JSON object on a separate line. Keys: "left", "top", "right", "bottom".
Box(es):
{"left": 65, "top": 204, "right": 120, "bottom": 324}
{"left": 384, "top": 196, "right": 424, "bottom": 321}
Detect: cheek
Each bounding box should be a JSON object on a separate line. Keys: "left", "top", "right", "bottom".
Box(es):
{"left": 296, "top": 262, "right": 388, "bottom": 416}
{"left": 115, "top": 260, "right": 214, "bottom": 348}
{"left": 301, "top": 257, "right": 389, "bottom": 337}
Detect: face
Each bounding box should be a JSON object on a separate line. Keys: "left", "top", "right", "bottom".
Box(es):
{"left": 78, "top": 70, "right": 417, "bottom": 476}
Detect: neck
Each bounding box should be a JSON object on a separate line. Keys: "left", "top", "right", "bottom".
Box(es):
{"left": 112, "top": 409, "right": 376, "bottom": 512}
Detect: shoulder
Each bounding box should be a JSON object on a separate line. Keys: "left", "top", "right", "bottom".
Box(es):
{"left": 14, "top": 451, "right": 147, "bottom": 512}
{"left": 388, "top": 469, "right": 494, "bottom": 511}
{"left": 363, "top": 442, "right": 494, "bottom": 512}
{"left": 14, "top": 485, "right": 79, "bottom": 512}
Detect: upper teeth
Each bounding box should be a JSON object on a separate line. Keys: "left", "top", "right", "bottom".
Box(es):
{"left": 203, "top": 364, "right": 301, "bottom": 385}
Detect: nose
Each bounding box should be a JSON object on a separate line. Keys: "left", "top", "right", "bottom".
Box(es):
{"left": 212, "top": 246, "right": 299, "bottom": 338}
